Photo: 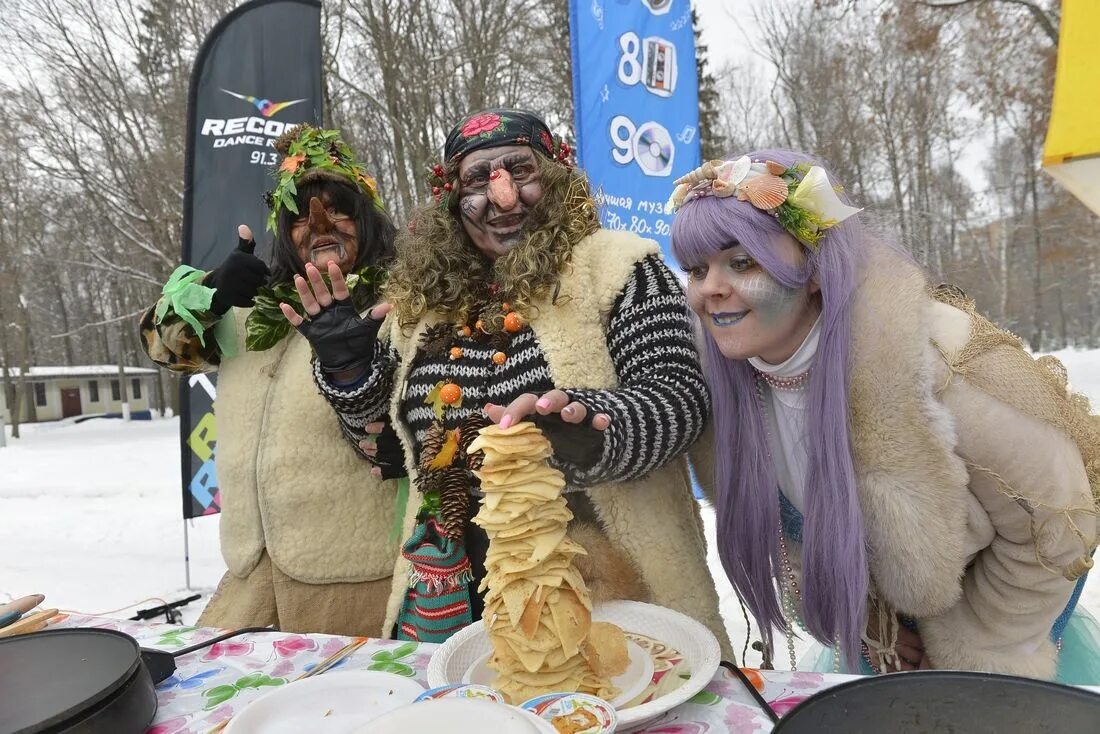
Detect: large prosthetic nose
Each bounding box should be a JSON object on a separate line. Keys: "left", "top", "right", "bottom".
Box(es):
{"left": 487, "top": 169, "right": 519, "bottom": 210}
{"left": 306, "top": 196, "right": 346, "bottom": 265}
{"left": 308, "top": 197, "right": 334, "bottom": 233}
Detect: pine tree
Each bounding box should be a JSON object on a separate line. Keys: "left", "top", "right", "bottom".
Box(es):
{"left": 693, "top": 8, "right": 726, "bottom": 161}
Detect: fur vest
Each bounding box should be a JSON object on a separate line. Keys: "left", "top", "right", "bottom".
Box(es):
{"left": 216, "top": 314, "right": 400, "bottom": 584}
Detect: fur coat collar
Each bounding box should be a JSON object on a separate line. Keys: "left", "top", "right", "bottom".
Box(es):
{"left": 845, "top": 245, "right": 971, "bottom": 616}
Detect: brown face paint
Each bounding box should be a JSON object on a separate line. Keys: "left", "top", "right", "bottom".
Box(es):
{"left": 291, "top": 194, "right": 359, "bottom": 272}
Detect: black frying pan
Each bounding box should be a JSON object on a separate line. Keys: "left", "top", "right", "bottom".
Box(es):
{"left": 770, "top": 670, "right": 1100, "bottom": 733}
{"left": 0, "top": 629, "right": 157, "bottom": 734}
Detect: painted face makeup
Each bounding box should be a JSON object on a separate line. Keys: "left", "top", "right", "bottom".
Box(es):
{"left": 736, "top": 271, "right": 801, "bottom": 325}
{"left": 685, "top": 241, "right": 819, "bottom": 364}
{"left": 291, "top": 194, "right": 359, "bottom": 273}
{"left": 456, "top": 145, "right": 544, "bottom": 260}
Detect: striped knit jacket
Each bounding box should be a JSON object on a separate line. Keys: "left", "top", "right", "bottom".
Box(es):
{"left": 316, "top": 228, "right": 731, "bottom": 654}
{"left": 317, "top": 254, "right": 709, "bottom": 490}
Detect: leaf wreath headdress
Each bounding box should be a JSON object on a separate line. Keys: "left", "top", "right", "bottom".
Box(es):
{"left": 263, "top": 124, "right": 385, "bottom": 233}
{"left": 665, "top": 156, "right": 862, "bottom": 249}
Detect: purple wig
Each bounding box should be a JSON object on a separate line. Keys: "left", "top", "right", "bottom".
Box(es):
{"left": 671, "top": 149, "right": 869, "bottom": 665}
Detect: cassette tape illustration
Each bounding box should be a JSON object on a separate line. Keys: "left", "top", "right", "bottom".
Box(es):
{"left": 633, "top": 121, "right": 675, "bottom": 177}
{"left": 641, "top": 0, "right": 673, "bottom": 16}
{"left": 642, "top": 36, "right": 677, "bottom": 97}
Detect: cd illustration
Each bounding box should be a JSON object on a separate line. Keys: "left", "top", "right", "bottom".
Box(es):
{"left": 641, "top": 0, "right": 672, "bottom": 15}
{"left": 633, "top": 122, "right": 675, "bottom": 177}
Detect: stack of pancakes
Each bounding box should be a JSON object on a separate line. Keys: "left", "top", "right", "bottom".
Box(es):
{"left": 469, "top": 422, "right": 629, "bottom": 704}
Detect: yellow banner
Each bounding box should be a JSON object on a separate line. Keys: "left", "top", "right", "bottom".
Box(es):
{"left": 1043, "top": 0, "right": 1100, "bottom": 215}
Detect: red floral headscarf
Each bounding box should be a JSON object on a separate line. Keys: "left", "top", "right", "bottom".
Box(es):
{"left": 426, "top": 108, "right": 573, "bottom": 206}
{"left": 443, "top": 108, "right": 557, "bottom": 165}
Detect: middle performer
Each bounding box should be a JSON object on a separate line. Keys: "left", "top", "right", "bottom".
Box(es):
{"left": 281, "top": 108, "right": 728, "bottom": 654}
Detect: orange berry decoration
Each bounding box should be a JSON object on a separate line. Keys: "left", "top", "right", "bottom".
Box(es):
{"left": 449, "top": 347, "right": 464, "bottom": 360}
{"left": 503, "top": 312, "right": 524, "bottom": 333}
{"left": 475, "top": 319, "right": 486, "bottom": 333}
{"left": 439, "top": 383, "right": 462, "bottom": 405}
{"left": 459, "top": 325, "right": 472, "bottom": 337}
{"left": 492, "top": 352, "right": 507, "bottom": 365}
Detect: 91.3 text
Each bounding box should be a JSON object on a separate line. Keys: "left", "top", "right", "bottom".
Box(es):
{"left": 249, "top": 151, "right": 278, "bottom": 166}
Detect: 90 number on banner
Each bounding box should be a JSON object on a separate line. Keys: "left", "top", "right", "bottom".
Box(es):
{"left": 609, "top": 115, "right": 675, "bottom": 177}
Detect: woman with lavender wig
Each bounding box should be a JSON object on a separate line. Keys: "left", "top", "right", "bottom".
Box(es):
{"left": 669, "top": 149, "right": 1100, "bottom": 682}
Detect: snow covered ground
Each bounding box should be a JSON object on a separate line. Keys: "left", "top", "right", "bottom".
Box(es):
{"left": 2, "top": 348, "right": 1099, "bottom": 667}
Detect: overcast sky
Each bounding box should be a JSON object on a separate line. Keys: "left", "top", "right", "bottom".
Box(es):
{"left": 694, "top": 0, "right": 766, "bottom": 73}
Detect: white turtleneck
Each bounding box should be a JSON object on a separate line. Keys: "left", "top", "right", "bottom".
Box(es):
{"left": 748, "top": 317, "right": 821, "bottom": 513}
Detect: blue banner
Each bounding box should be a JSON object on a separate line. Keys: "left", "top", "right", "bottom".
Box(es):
{"left": 570, "top": 0, "right": 700, "bottom": 259}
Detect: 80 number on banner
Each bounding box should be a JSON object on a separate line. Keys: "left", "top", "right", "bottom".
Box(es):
{"left": 617, "top": 32, "right": 677, "bottom": 97}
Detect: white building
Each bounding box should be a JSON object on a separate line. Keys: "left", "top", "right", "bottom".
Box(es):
{"left": 0, "top": 366, "right": 158, "bottom": 423}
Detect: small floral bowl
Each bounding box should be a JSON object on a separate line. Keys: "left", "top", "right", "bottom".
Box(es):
{"left": 519, "top": 692, "right": 617, "bottom": 734}
{"left": 415, "top": 683, "right": 505, "bottom": 704}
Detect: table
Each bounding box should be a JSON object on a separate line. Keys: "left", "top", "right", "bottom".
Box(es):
{"left": 50, "top": 614, "right": 859, "bottom": 733}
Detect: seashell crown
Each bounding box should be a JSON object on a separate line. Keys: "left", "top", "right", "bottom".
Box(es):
{"left": 665, "top": 156, "right": 862, "bottom": 250}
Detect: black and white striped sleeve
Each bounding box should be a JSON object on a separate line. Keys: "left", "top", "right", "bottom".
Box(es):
{"left": 565, "top": 254, "right": 711, "bottom": 485}
{"left": 312, "top": 340, "right": 399, "bottom": 457}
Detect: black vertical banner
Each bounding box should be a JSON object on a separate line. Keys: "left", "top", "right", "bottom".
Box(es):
{"left": 180, "top": 0, "right": 323, "bottom": 519}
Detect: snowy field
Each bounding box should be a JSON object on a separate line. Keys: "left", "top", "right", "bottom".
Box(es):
{"left": 2, "top": 347, "right": 1099, "bottom": 667}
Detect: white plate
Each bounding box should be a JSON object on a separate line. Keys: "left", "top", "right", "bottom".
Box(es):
{"left": 460, "top": 640, "right": 653, "bottom": 707}
{"left": 427, "top": 600, "right": 722, "bottom": 732}
{"left": 367, "top": 698, "right": 556, "bottom": 734}
{"left": 222, "top": 670, "right": 425, "bottom": 734}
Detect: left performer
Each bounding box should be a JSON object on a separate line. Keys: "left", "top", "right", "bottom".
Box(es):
{"left": 139, "top": 125, "right": 404, "bottom": 635}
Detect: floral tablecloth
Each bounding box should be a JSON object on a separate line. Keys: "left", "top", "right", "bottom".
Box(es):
{"left": 49, "top": 614, "right": 859, "bottom": 733}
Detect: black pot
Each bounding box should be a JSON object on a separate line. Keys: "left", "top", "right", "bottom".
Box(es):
{"left": 772, "top": 670, "right": 1100, "bottom": 733}
{"left": 0, "top": 629, "right": 157, "bottom": 734}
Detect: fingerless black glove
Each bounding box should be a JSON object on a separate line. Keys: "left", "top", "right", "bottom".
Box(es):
{"left": 294, "top": 298, "right": 385, "bottom": 374}
{"left": 372, "top": 419, "right": 408, "bottom": 480}
{"left": 205, "top": 236, "right": 271, "bottom": 315}
{"left": 533, "top": 412, "right": 606, "bottom": 470}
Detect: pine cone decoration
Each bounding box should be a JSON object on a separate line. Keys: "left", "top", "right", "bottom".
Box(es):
{"left": 274, "top": 124, "right": 310, "bottom": 155}
{"left": 458, "top": 414, "right": 492, "bottom": 470}
{"left": 438, "top": 467, "right": 471, "bottom": 539}
{"left": 487, "top": 330, "right": 512, "bottom": 351}
{"left": 418, "top": 422, "right": 446, "bottom": 472}
{"left": 416, "top": 468, "right": 442, "bottom": 496}
{"left": 418, "top": 323, "right": 457, "bottom": 357}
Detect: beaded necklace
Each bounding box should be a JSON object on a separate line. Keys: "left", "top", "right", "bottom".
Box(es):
{"left": 413, "top": 297, "right": 532, "bottom": 538}
{"left": 755, "top": 368, "right": 811, "bottom": 392}
{"left": 755, "top": 374, "right": 841, "bottom": 672}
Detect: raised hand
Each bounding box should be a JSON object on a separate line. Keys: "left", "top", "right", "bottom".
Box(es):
{"left": 483, "top": 390, "right": 611, "bottom": 469}
{"left": 279, "top": 260, "right": 392, "bottom": 374}
{"left": 205, "top": 224, "right": 271, "bottom": 315}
